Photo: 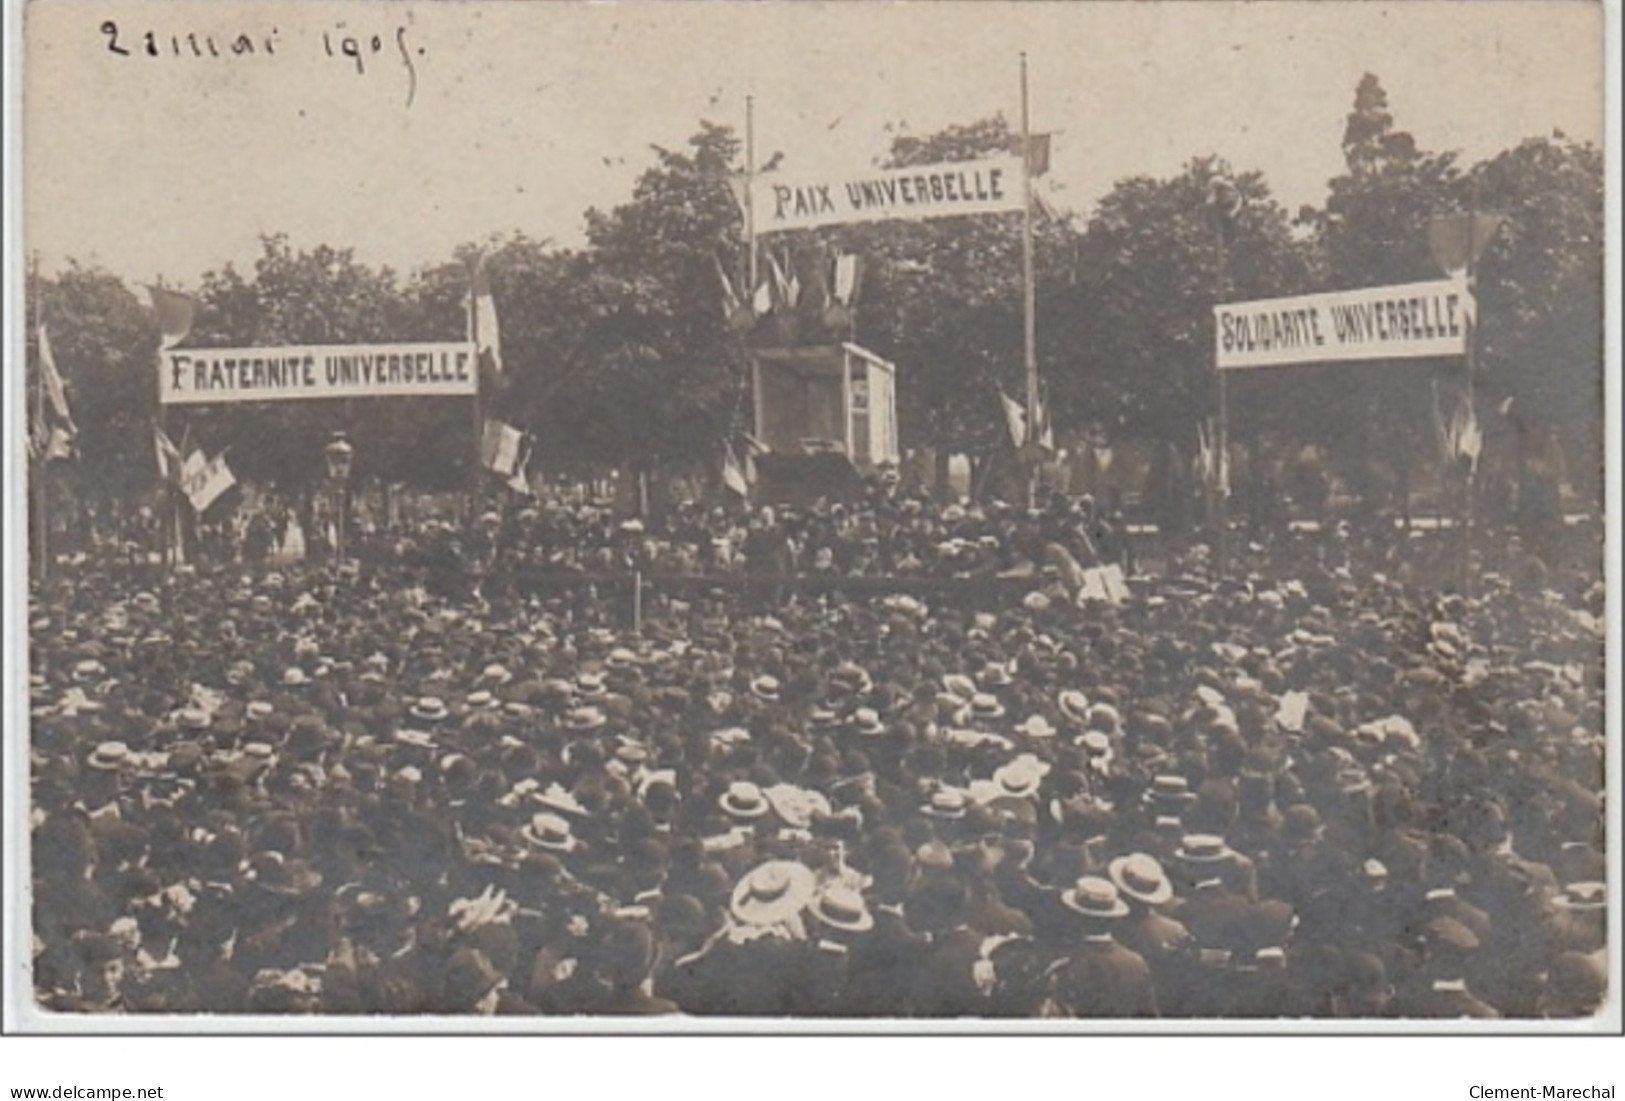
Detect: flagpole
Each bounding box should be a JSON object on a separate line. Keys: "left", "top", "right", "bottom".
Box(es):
{"left": 1020, "top": 54, "right": 1040, "bottom": 508}
{"left": 31, "top": 252, "right": 48, "bottom": 581}
{"left": 469, "top": 258, "right": 484, "bottom": 521}
{"left": 746, "top": 95, "right": 758, "bottom": 304}
{"left": 1461, "top": 196, "right": 1478, "bottom": 595}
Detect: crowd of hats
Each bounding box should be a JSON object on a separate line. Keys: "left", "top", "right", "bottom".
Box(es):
{"left": 25, "top": 508, "right": 1608, "bottom": 1018}
{"left": 304, "top": 488, "right": 1136, "bottom": 590}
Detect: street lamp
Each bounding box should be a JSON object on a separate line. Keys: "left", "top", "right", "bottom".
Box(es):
{"left": 324, "top": 432, "right": 354, "bottom": 565}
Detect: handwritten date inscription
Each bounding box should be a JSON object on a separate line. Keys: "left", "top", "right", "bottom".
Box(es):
{"left": 98, "top": 19, "right": 422, "bottom": 106}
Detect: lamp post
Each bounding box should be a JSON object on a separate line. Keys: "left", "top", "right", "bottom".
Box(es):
{"left": 1207, "top": 173, "right": 1242, "bottom": 576}
{"left": 324, "top": 432, "right": 354, "bottom": 566}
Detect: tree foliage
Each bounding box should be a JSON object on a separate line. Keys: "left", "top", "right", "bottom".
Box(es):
{"left": 28, "top": 77, "right": 1603, "bottom": 518}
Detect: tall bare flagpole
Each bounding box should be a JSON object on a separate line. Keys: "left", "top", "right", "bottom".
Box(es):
{"left": 31, "top": 253, "right": 48, "bottom": 581}
{"left": 1020, "top": 53, "right": 1039, "bottom": 506}
{"left": 745, "top": 95, "right": 758, "bottom": 299}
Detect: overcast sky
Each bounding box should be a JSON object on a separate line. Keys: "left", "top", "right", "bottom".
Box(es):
{"left": 24, "top": 0, "right": 1606, "bottom": 287}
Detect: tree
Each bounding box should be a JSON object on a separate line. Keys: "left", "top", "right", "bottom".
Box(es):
{"left": 565, "top": 121, "right": 756, "bottom": 471}
{"left": 1468, "top": 135, "right": 1605, "bottom": 505}
{"left": 32, "top": 263, "right": 159, "bottom": 497}
{"left": 185, "top": 236, "right": 470, "bottom": 489}
{"left": 1295, "top": 74, "right": 1469, "bottom": 516}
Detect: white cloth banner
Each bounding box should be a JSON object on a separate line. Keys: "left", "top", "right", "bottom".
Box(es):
{"left": 751, "top": 155, "right": 1025, "bottom": 234}
{"left": 159, "top": 342, "right": 477, "bottom": 405}
{"left": 1214, "top": 279, "right": 1472, "bottom": 370}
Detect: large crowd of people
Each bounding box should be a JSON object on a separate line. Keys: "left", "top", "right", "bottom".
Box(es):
{"left": 26, "top": 491, "right": 1608, "bottom": 1018}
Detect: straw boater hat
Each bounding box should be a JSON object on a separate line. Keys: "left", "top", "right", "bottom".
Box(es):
{"left": 965, "top": 693, "right": 1006, "bottom": 723}
{"left": 464, "top": 690, "right": 500, "bottom": 711}
{"left": 850, "top": 708, "right": 887, "bottom": 737}
{"left": 1078, "top": 730, "right": 1113, "bottom": 757}
{"left": 1085, "top": 702, "right": 1122, "bottom": 732}
{"left": 177, "top": 707, "right": 212, "bottom": 732}
{"left": 409, "top": 696, "right": 449, "bottom": 723}
{"left": 1145, "top": 775, "right": 1198, "bottom": 814}
{"left": 922, "top": 789, "right": 970, "bottom": 819}
{"left": 809, "top": 884, "right": 875, "bottom": 933}
{"left": 72, "top": 659, "right": 107, "bottom": 683}
{"left": 605, "top": 648, "right": 641, "bottom": 673}
{"left": 562, "top": 706, "right": 607, "bottom": 732}
{"left": 1175, "top": 834, "right": 1236, "bottom": 864}
{"left": 1552, "top": 882, "right": 1606, "bottom": 912}
{"left": 750, "top": 675, "right": 782, "bottom": 703}
{"left": 1061, "top": 876, "right": 1130, "bottom": 920}
{"left": 575, "top": 673, "right": 608, "bottom": 700}
{"left": 87, "top": 741, "right": 130, "bottom": 772}
{"left": 730, "top": 861, "right": 817, "bottom": 926}
{"left": 395, "top": 728, "right": 439, "bottom": 750}
{"left": 719, "top": 781, "right": 771, "bottom": 820}
{"left": 1108, "top": 853, "right": 1175, "bottom": 906}
{"left": 942, "top": 674, "right": 979, "bottom": 702}
{"left": 979, "top": 662, "right": 1014, "bottom": 689}
{"left": 991, "top": 755, "right": 1050, "bottom": 799}
{"left": 1013, "top": 715, "right": 1058, "bottom": 740}
{"left": 807, "top": 707, "right": 842, "bottom": 732}
{"left": 1057, "top": 690, "right": 1092, "bottom": 726}
{"left": 521, "top": 812, "right": 580, "bottom": 852}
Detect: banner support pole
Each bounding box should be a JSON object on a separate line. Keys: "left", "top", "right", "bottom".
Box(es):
{"left": 1020, "top": 53, "right": 1040, "bottom": 509}
{"left": 1460, "top": 203, "right": 1477, "bottom": 596}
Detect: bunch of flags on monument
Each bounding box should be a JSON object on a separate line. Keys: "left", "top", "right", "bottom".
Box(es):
{"left": 715, "top": 247, "right": 865, "bottom": 334}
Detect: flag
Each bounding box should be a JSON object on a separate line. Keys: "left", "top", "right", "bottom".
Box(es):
{"left": 764, "top": 251, "right": 796, "bottom": 312}
{"left": 1452, "top": 399, "right": 1482, "bottom": 471}
{"left": 37, "top": 326, "right": 74, "bottom": 427}
{"left": 1196, "top": 421, "right": 1229, "bottom": 497}
{"left": 145, "top": 286, "right": 197, "bottom": 350}
{"left": 832, "top": 254, "right": 864, "bottom": 305}
{"left": 506, "top": 436, "right": 534, "bottom": 495}
{"left": 181, "top": 451, "right": 236, "bottom": 513}
{"left": 741, "top": 432, "right": 767, "bottom": 485}
{"left": 154, "top": 425, "right": 183, "bottom": 481}
{"left": 796, "top": 249, "right": 832, "bottom": 318}
{"left": 724, "top": 173, "right": 749, "bottom": 217}
{"left": 1011, "top": 133, "right": 1051, "bottom": 177}
{"left": 999, "top": 388, "right": 1053, "bottom": 452}
{"left": 469, "top": 260, "right": 503, "bottom": 376}
{"left": 1035, "top": 389, "right": 1055, "bottom": 453}
{"left": 714, "top": 254, "right": 742, "bottom": 318}
{"left": 1000, "top": 389, "right": 1028, "bottom": 449}
{"left": 480, "top": 419, "right": 524, "bottom": 477}
{"left": 715, "top": 255, "right": 755, "bottom": 332}
{"left": 722, "top": 441, "right": 749, "bottom": 497}
{"left": 752, "top": 274, "right": 773, "bottom": 316}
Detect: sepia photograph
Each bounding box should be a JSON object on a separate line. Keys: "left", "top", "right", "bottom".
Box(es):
{"left": 6, "top": 0, "right": 1618, "bottom": 1048}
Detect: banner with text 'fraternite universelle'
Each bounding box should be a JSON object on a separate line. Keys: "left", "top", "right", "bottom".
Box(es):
{"left": 158, "top": 342, "right": 479, "bottom": 405}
